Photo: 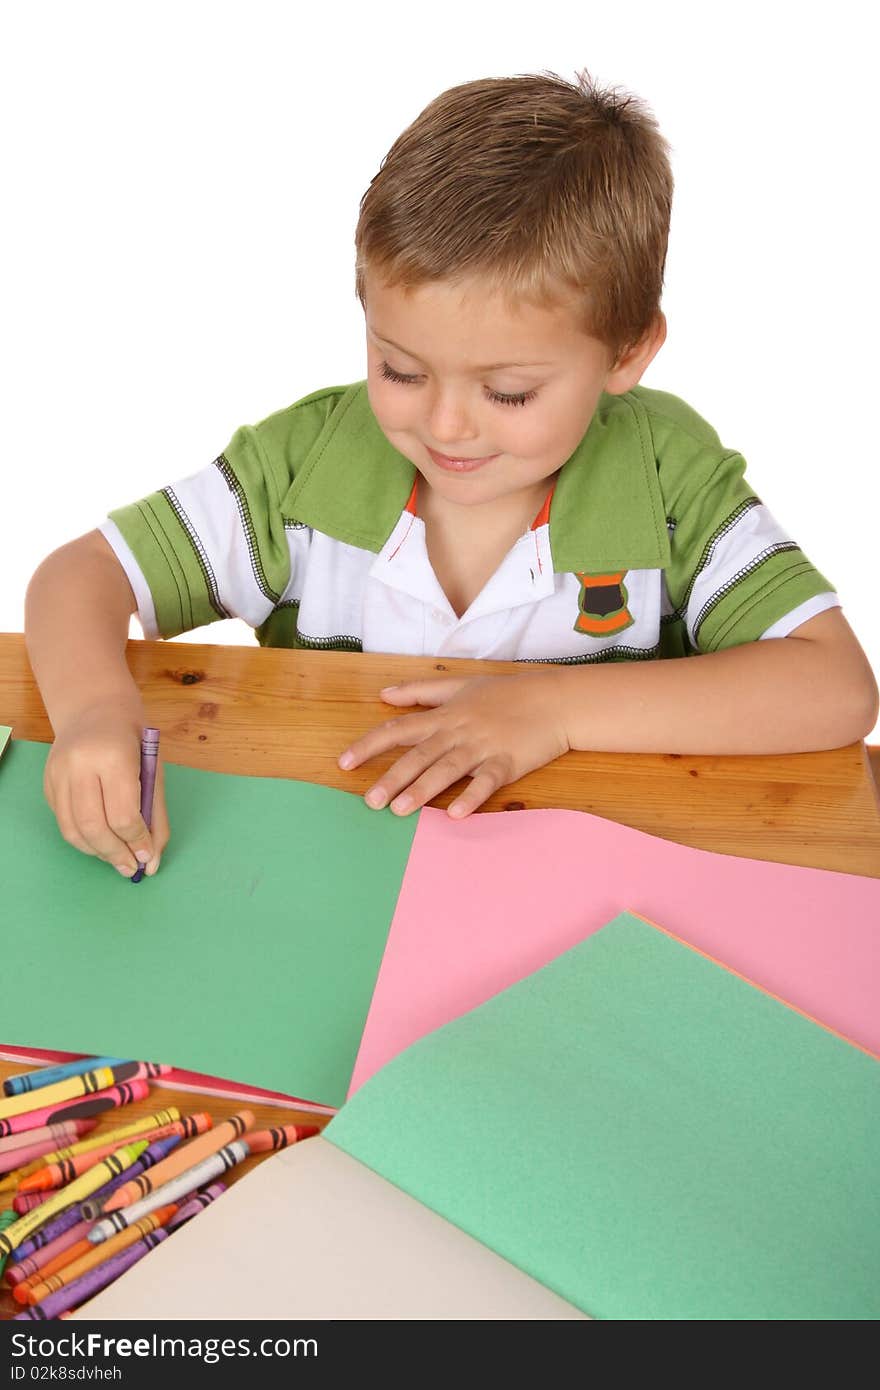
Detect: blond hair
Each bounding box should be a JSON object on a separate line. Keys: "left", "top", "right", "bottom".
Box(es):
{"left": 355, "top": 70, "right": 673, "bottom": 363}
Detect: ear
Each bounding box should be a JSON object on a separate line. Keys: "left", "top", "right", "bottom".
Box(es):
{"left": 604, "top": 313, "right": 667, "bottom": 395}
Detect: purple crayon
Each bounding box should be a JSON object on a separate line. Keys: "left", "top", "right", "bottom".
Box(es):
{"left": 8, "top": 1204, "right": 84, "bottom": 1260}
{"left": 15, "top": 1227, "right": 170, "bottom": 1319}
{"left": 166, "top": 1181, "right": 227, "bottom": 1231}
{"left": 131, "top": 727, "right": 159, "bottom": 883}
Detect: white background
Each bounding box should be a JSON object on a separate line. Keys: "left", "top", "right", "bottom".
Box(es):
{"left": 2, "top": 1, "right": 877, "bottom": 739}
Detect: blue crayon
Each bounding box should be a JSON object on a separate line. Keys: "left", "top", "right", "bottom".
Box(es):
{"left": 3, "top": 1058, "right": 127, "bottom": 1098}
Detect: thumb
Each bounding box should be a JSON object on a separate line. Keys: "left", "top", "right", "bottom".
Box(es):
{"left": 140, "top": 761, "right": 169, "bottom": 875}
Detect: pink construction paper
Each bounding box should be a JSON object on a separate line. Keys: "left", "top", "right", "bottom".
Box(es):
{"left": 349, "top": 806, "right": 880, "bottom": 1095}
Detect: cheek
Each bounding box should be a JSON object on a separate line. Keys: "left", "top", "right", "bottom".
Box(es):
{"left": 494, "top": 411, "right": 558, "bottom": 458}
{"left": 366, "top": 378, "right": 418, "bottom": 434}
{"left": 513, "top": 397, "right": 593, "bottom": 460}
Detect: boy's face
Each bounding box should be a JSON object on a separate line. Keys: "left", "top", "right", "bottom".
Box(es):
{"left": 364, "top": 271, "right": 619, "bottom": 511}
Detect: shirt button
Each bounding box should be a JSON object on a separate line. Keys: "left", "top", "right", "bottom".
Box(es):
{"left": 432, "top": 608, "right": 451, "bottom": 624}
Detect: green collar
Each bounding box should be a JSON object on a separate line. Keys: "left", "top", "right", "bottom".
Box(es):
{"left": 280, "top": 382, "right": 671, "bottom": 571}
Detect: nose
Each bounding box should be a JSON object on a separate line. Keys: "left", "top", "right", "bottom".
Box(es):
{"left": 425, "top": 384, "right": 480, "bottom": 446}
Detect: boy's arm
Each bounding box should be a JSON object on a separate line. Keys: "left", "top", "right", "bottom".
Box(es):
{"left": 25, "top": 530, "right": 166, "bottom": 873}
{"left": 338, "top": 607, "right": 879, "bottom": 818}
{"left": 26, "top": 530, "right": 142, "bottom": 730}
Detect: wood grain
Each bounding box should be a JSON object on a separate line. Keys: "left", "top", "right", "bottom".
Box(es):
{"left": 2, "top": 631, "right": 878, "bottom": 875}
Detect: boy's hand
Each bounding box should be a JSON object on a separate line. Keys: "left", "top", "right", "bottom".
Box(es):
{"left": 44, "top": 706, "right": 169, "bottom": 878}
{"left": 338, "top": 670, "right": 570, "bottom": 817}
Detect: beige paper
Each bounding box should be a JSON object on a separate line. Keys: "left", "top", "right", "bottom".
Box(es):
{"left": 72, "top": 1137, "right": 588, "bottom": 1320}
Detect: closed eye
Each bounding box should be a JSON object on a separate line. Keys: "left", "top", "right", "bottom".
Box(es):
{"left": 378, "top": 359, "right": 537, "bottom": 408}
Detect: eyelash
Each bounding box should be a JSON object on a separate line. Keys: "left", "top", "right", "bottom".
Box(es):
{"left": 378, "top": 359, "right": 537, "bottom": 408}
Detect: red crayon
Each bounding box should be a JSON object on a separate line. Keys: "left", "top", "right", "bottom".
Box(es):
{"left": 13, "top": 1192, "right": 52, "bottom": 1215}
{"left": 0, "top": 1080, "right": 150, "bottom": 1138}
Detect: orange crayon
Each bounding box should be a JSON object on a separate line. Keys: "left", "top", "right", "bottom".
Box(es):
{"left": 17, "top": 1114, "right": 212, "bottom": 1195}
{"left": 101, "top": 1110, "right": 254, "bottom": 1213}
{"left": 15, "top": 1141, "right": 146, "bottom": 1195}
{"left": 15, "top": 1203, "right": 179, "bottom": 1306}
{"left": 243, "top": 1123, "right": 321, "bottom": 1154}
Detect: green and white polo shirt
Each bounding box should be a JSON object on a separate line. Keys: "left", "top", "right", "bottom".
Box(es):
{"left": 99, "top": 381, "right": 837, "bottom": 663}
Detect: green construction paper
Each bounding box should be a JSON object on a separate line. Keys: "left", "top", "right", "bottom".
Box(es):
{"left": 326, "top": 912, "right": 880, "bottom": 1320}
{"left": 0, "top": 739, "right": 417, "bottom": 1108}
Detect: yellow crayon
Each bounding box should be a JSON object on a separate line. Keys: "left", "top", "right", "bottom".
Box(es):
{"left": 0, "top": 1107, "right": 184, "bottom": 1188}
{"left": 0, "top": 1067, "right": 118, "bottom": 1122}
{"left": 17, "top": 1202, "right": 179, "bottom": 1306}
{"left": 0, "top": 1141, "right": 148, "bottom": 1257}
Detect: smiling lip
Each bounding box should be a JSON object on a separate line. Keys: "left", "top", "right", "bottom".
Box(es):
{"left": 427, "top": 448, "right": 500, "bottom": 474}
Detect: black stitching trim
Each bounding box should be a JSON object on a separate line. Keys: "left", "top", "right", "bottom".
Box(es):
{"left": 692, "top": 544, "right": 799, "bottom": 642}
{"left": 516, "top": 644, "right": 660, "bottom": 665}
{"left": 213, "top": 454, "right": 281, "bottom": 603}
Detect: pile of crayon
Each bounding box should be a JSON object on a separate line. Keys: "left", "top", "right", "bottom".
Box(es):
{"left": 0, "top": 1055, "right": 319, "bottom": 1319}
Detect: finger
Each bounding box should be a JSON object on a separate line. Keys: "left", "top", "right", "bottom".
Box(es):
{"left": 379, "top": 679, "right": 468, "bottom": 709}
{"left": 69, "top": 774, "right": 141, "bottom": 876}
{"left": 338, "top": 711, "right": 437, "bottom": 771}
{"left": 387, "top": 751, "right": 476, "bottom": 814}
{"left": 50, "top": 777, "right": 101, "bottom": 860}
{"left": 361, "top": 734, "right": 460, "bottom": 810}
{"left": 446, "top": 762, "right": 509, "bottom": 819}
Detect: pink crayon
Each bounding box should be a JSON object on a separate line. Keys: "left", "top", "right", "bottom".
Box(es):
{"left": 0, "top": 1120, "right": 97, "bottom": 1159}
{"left": 0, "top": 1138, "right": 60, "bottom": 1178}
{"left": 0, "top": 1080, "right": 150, "bottom": 1138}
{"left": 4, "top": 1221, "right": 94, "bottom": 1288}
{"left": 166, "top": 1181, "right": 227, "bottom": 1231}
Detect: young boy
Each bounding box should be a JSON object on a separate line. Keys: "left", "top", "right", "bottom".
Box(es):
{"left": 24, "top": 71, "right": 878, "bottom": 880}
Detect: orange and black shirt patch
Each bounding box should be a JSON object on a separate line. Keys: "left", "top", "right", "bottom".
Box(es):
{"left": 573, "top": 571, "right": 634, "bottom": 636}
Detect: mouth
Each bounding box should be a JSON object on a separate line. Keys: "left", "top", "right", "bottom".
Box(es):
{"left": 426, "top": 447, "right": 500, "bottom": 474}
